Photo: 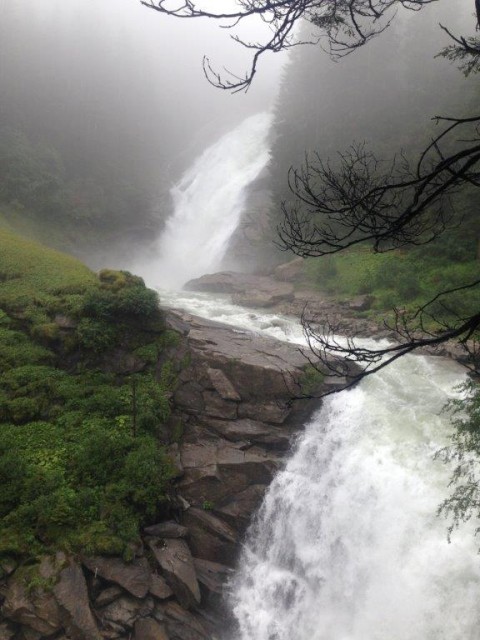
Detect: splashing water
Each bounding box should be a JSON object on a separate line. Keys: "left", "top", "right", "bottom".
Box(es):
{"left": 139, "top": 112, "right": 272, "bottom": 290}
{"left": 160, "top": 290, "right": 480, "bottom": 640}
{"left": 227, "top": 341, "right": 480, "bottom": 639}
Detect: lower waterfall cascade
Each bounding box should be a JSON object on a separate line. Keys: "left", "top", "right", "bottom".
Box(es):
{"left": 160, "top": 291, "right": 480, "bottom": 640}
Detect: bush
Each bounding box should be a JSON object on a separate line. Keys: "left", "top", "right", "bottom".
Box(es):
{"left": 0, "top": 232, "right": 177, "bottom": 560}
{"left": 82, "top": 273, "right": 159, "bottom": 321}
{"left": 437, "top": 381, "right": 480, "bottom": 545}
{"left": 76, "top": 318, "right": 117, "bottom": 353}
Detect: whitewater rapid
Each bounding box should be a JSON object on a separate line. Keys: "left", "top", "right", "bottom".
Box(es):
{"left": 160, "top": 290, "right": 480, "bottom": 640}
{"left": 137, "top": 112, "right": 272, "bottom": 290}
{"left": 143, "top": 104, "right": 480, "bottom": 640}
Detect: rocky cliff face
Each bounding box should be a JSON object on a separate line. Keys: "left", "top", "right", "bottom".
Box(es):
{"left": 0, "top": 308, "right": 343, "bottom": 640}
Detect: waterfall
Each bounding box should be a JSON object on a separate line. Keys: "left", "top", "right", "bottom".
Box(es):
{"left": 142, "top": 112, "right": 272, "bottom": 290}
{"left": 159, "top": 291, "right": 480, "bottom": 640}
{"left": 229, "top": 353, "right": 480, "bottom": 640}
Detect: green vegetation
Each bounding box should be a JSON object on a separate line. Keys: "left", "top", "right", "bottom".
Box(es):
{"left": 0, "top": 125, "right": 156, "bottom": 257}
{"left": 299, "top": 364, "right": 326, "bottom": 396}
{"left": 0, "top": 231, "right": 177, "bottom": 561}
{"left": 303, "top": 224, "right": 480, "bottom": 329}
{"left": 437, "top": 381, "right": 480, "bottom": 543}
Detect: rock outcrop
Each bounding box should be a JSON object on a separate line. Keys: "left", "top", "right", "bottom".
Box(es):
{"left": 185, "top": 271, "right": 294, "bottom": 308}
{"left": 161, "top": 309, "right": 349, "bottom": 577}
{"left": 1, "top": 307, "right": 342, "bottom": 640}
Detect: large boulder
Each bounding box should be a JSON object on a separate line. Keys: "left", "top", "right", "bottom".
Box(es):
{"left": 157, "top": 601, "right": 211, "bottom": 640}
{"left": 148, "top": 539, "right": 201, "bottom": 609}
{"left": 203, "top": 417, "right": 291, "bottom": 450}
{"left": 169, "top": 311, "right": 323, "bottom": 424}
{"left": 181, "top": 508, "right": 238, "bottom": 566}
{"left": 98, "top": 595, "right": 153, "bottom": 632}
{"left": 82, "top": 556, "right": 151, "bottom": 599}
{"left": 183, "top": 271, "right": 242, "bottom": 294}
{"left": 2, "top": 559, "right": 63, "bottom": 637}
{"left": 184, "top": 272, "right": 294, "bottom": 308}
{"left": 53, "top": 559, "right": 101, "bottom": 640}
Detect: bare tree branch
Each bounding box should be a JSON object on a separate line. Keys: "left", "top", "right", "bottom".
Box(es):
{"left": 277, "top": 116, "right": 480, "bottom": 256}
{"left": 140, "top": 0, "right": 438, "bottom": 91}
{"left": 298, "top": 279, "right": 480, "bottom": 395}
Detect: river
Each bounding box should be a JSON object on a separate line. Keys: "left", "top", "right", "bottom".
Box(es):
{"left": 136, "top": 112, "right": 480, "bottom": 639}
{"left": 159, "top": 289, "right": 480, "bottom": 640}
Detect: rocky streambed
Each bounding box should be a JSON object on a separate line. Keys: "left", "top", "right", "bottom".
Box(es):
{"left": 184, "top": 268, "right": 472, "bottom": 363}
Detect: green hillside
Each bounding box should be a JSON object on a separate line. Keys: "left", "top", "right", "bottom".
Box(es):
{"left": 0, "top": 230, "right": 176, "bottom": 562}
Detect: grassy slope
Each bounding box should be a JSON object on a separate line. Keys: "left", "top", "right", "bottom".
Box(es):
{"left": 303, "top": 242, "right": 480, "bottom": 329}
{"left": 0, "top": 230, "right": 176, "bottom": 562}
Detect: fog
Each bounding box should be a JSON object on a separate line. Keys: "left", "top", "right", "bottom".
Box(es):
{"left": 0, "top": 0, "right": 281, "bottom": 177}
{"left": 0, "top": 0, "right": 476, "bottom": 271}
{"left": 0, "top": 0, "right": 283, "bottom": 266}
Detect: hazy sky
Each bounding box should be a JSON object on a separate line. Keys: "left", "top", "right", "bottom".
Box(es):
{"left": 0, "top": 0, "right": 284, "bottom": 182}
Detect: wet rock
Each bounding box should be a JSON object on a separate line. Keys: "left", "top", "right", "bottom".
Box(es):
{"left": 231, "top": 283, "right": 294, "bottom": 308}
{"left": 144, "top": 521, "right": 189, "bottom": 539}
{"left": 206, "top": 368, "right": 241, "bottom": 401}
{"left": 82, "top": 556, "right": 151, "bottom": 599}
{"left": 180, "top": 442, "right": 218, "bottom": 470}
{"left": 2, "top": 566, "right": 62, "bottom": 636}
{"left": 181, "top": 508, "right": 238, "bottom": 567}
{"left": 202, "top": 390, "right": 238, "bottom": 419}
{"left": 148, "top": 539, "right": 201, "bottom": 609}
{"left": 53, "top": 559, "right": 101, "bottom": 640}
{"left": 165, "top": 312, "right": 190, "bottom": 336}
{"left": 98, "top": 596, "right": 153, "bottom": 631}
{"left": 160, "top": 601, "right": 210, "bottom": 640}
{"left": 184, "top": 271, "right": 241, "bottom": 294}
{"left": 134, "top": 618, "right": 169, "bottom": 640}
{"left": 94, "top": 586, "right": 124, "bottom": 608}
{"left": 204, "top": 417, "right": 291, "bottom": 450}
{"left": 237, "top": 400, "right": 290, "bottom": 425}
{"left": 177, "top": 439, "right": 278, "bottom": 507}
{"left": 184, "top": 272, "right": 294, "bottom": 307}
{"left": 193, "top": 558, "right": 232, "bottom": 596}
{"left": 149, "top": 575, "right": 174, "bottom": 601}
{"left": 213, "top": 484, "right": 268, "bottom": 531}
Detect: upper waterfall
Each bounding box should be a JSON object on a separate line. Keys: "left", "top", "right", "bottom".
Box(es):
{"left": 143, "top": 112, "right": 272, "bottom": 290}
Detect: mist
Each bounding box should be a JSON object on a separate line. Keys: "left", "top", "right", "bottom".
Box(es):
{"left": 0, "top": 0, "right": 282, "bottom": 266}
{"left": 0, "top": 0, "right": 476, "bottom": 275}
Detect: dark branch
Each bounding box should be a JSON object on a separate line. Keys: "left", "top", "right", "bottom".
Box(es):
{"left": 299, "top": 279, "right": 480, "bottom": 395}
{"left": 277, "top": 116, "right": 480, "bottom": 257}
{"left": 140, "top": 0, "right": 439, "bottom": 92}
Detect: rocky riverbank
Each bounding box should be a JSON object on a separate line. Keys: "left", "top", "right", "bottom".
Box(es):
{"left": 0, "top": 307, "right": 347, "bottom": 640}
{"left": 184, "top": 267, "right": 471, "bottom": 364}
